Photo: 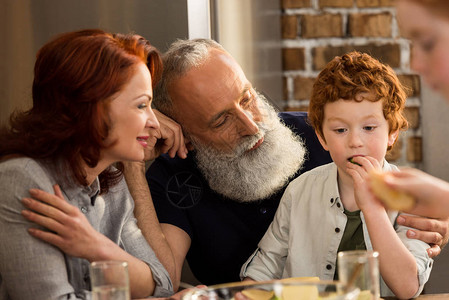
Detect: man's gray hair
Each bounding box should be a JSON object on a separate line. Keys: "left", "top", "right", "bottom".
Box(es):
{"left": 153, "top": 38, "right": 225, "bottom": 118}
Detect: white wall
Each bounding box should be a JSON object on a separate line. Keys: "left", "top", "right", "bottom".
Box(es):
{"left": 420, "top": 83, "right": 449, "bottom": 293}
{"left": 213, "top": 0, "right": 283, "bottom": 108}
{"left": 0, "top": 0, "right": 189, "bottom": 126}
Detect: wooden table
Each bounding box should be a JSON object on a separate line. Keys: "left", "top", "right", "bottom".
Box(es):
{"left": 385, "top": 294, "right": 449, "bottom": 299}
{"left": 415, "top": 295, "right": 449, "bottom": 299}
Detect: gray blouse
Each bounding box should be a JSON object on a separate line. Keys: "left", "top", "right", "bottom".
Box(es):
{"left": 0, "top": 157, "right": 173, "bottom": 299}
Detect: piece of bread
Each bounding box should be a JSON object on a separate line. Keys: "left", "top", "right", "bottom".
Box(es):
{"left": 369, "top": 170, "right": 415, "bottom": 211}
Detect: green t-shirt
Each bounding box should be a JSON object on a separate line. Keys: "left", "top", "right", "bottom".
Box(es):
{"left": 333, "top": 209, "right": 366, "bottom": 280}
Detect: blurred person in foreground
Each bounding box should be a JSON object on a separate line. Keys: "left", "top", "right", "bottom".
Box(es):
{"left": 371, "top": 0, "right": 449, "bottom": 220}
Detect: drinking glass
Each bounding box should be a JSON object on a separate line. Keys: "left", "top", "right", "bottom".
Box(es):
{"left": 337, "top": 250, "right": 380, "bottom": 300}
{"left": 90, "top": 261, "right": 130, "bottom": 300}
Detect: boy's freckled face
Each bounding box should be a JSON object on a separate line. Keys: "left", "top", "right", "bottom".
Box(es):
{"left": 316, "top": 97, "right": 397, "bottom": 174}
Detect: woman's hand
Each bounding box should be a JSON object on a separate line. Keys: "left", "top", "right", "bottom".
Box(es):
{"left": 21, "top": 184, "right": 107, "bottom": 261}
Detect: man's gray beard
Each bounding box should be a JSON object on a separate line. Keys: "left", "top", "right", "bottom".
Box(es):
{"left": 190, "top": 99, "right": 307, "bottom": 202}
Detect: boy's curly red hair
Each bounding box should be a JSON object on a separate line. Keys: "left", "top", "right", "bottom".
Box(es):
{"left": 308, "top": 51, "right": 408, "bottom": 150}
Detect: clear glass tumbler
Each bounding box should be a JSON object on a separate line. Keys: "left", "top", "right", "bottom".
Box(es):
{"left": 90, "top": 261, "right": 130, "bottom": 300}
{"left": 337, "top": 250, "right": 380, "bottom": 300}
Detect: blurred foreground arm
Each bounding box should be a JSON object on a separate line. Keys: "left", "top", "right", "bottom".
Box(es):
{"left": 384, "top": 168, "right": 449, "bottom": 219}
{"left": 383, "top": 168, "right": 449, "bottom": 257}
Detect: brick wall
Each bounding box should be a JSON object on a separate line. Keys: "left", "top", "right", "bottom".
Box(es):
{"left": 280, "top": 0, "right": 421, "bottom": 167}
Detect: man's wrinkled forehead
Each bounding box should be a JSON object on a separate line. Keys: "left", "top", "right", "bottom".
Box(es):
{"left": 168, "top": 49, "right": 251, "bottom": 125}
{"left": 189, "top": 49, "right": 248, "bottom": 96}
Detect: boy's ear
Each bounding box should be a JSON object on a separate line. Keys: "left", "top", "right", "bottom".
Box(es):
{"left": 316, "top": 130, "right": 329, "bottom": 151}
{"left": 388, "top": 130, "right": 399, "bottom": 147}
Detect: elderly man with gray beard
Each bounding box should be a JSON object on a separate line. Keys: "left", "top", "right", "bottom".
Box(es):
{"left": 123, "top": 39, "right": 449, "bottom": 292}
